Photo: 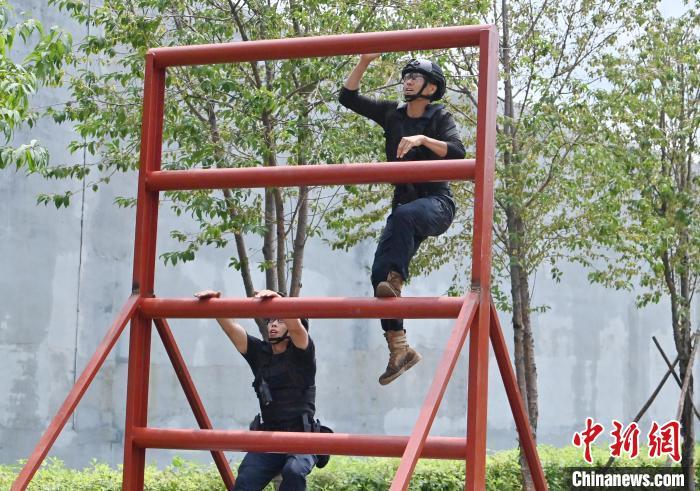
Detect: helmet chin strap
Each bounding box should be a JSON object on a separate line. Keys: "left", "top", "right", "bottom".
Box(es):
{"left": 403, "top": 79, "right": 433, "bottom": 102}
{"left": 268, "top": 329, "right": 290, "bottom": 344}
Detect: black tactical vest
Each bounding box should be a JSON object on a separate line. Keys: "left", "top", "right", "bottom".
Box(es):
{"left": 383, "top": 105, "right": 454, "bottom": 208}
{"left": 251, "top": 343, "right": 316, "bottom": 428}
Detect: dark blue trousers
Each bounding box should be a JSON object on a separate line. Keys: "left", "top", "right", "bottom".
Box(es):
{"left": 233, "top": 452, "right": 317, "bottom": 491}
{"left": 371, "top": 195, "right": 455, "bottom": 332}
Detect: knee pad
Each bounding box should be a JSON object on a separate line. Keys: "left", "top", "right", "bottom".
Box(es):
{"left": 281, "top": 461, "right": 306, "bottom": 481}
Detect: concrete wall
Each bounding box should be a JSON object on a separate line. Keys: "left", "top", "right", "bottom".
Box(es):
{"left": 1, "top": 0, "right": 697, "bottom": 470}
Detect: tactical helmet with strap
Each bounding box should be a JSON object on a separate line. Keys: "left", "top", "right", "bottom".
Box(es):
{"left": 401, "top": 58, "right": 447, "bottom": 102}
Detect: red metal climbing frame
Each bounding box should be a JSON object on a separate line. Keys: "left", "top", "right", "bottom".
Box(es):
{"left": 13, "top": 25, "right": 548, "bottom": 491}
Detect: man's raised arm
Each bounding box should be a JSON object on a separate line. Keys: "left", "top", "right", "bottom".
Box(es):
{"left": 195, "top": 290, "right": 249, "bottom": 354}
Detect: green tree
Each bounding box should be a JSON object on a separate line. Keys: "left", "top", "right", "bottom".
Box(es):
{"left": 587, "top": 9, "right": 699, "bottom": 485}
{"left": 34, "top": 0, "right": 403, "bottom": 334}
{"left": 0, "top": 0, "right": 71, "bottom": 171}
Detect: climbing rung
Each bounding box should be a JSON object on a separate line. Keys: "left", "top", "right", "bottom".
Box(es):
{"left": 133, "top": 428, "right": 466, "bottom": 459}
{"left": 145, "top": 159, "right": 475, "bottom": 191}
{"left": 150, "top": 25, "right": 484, "bottom": 68}
{"left": 140, "top": 296, "right": 465, "bottom": 319}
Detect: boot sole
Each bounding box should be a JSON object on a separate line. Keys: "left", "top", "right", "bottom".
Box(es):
{"left": 375, "top": 283, "right": 401, "bottom": 298}
{"left": 378, "top": 352, "right": 423, "bottom": 385}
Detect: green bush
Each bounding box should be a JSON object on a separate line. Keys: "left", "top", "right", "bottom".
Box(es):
{"left": 1, "top": 446, "right": 697, "bottom": 490}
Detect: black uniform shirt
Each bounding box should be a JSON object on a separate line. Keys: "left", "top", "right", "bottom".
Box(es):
{"left": 338, "top": 87, "right": 466, "bottom": 208}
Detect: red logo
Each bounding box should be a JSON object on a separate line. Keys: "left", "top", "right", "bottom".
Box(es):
{"left": 572, "top": 419, "right": 682, "bottom": 463}
{"left": 572, "top": 417, "right": 605, "bottom": 464}
{"left": 609, "top": 420, "right": 640, "bottom": 459}
{"left": 648, "top": 420, "right": 681, "bottom": 462}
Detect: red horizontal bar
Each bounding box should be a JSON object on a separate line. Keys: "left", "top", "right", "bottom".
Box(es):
{"left": 141, "top": 297, "right": 464, "bottom": 319}
{"left": 151, "top": 26, "right": 487, "bottom": 67}
{"left": 146, "top": 160, "right": 475, "bottom": 191}
{"left": 133, "top": 428, "right": 466, "bottom": 459}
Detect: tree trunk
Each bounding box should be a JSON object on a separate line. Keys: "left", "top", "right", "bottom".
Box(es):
{"left": 501, "top": 0, "right": 537, "bottom": 485}
{"left": 663, "top": 243, "right": 694, "bottom": 488}
{"left": 288, "top": 106, "right": 311, "bottom": 297}
{"left": 205, "top": 104, "right": 264, "bottom": 333}
{"left": 679, "top": 363, "right": 694, "bottom": 490}
{"left": 678, "top": 286, "right": 694, "bottom": 489}
{"left": 662, "top": 202, "right": 695, "bottom": 485}
{"left": 519, "top": 259, "right": 539, "bottom": 435}
{"left": 261, "top": 108, "right": 278, "bottom": 292}
{"left": 273, "top": 188, "right": 287, "bottom": 296}
{"left": 222, "top": 190, "right": 255, "bottom": 295}
{"left": 678, "top": 152, "right": 695, "bottom": 489}
{"left": 289, "top": 186, "right": 308, "bottom": 297}
{"left": 507, "top": 207, "right": 536, "bottom": 491}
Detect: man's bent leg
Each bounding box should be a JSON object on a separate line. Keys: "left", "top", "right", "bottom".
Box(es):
{"left": 375, "top": 197, "right": 454, "bottom": 384}
{"left": 374, "top": 197, "right": 452, "bottom": 298}
{"left": 371, "top": 215, "right": 397, "bottom": 292}
{"left": 279, "top": 454, "right": 316, "bottom": 491}
{"left": 371, "top": 215, "right": 404, "bottom": 332}
{"left": 372, "top": 210, "right": 418, "bottom": 385}
{"left": 233, "top": 452, "right": 286, "bottom": 491}
{"left": 384, "top": 197, "right": 454, "bottom": 277}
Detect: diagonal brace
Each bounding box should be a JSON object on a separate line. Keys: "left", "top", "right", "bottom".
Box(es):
{"left": 489, "top": 301, "right": 548, "bottom": 491}
{"left": 652, "top": 336, "right": 700, "bottom": 421}
{"left": 604, "top": 353, "right": 681, "bottom": 469}
{"left": 390, "top": 293, "right": 479, "bottom": 491}
{"left": 12, "top": 295, "right": 141, "bottom": 491}
{"left": 154, "top": 318, "right": 235, "bottom": 489}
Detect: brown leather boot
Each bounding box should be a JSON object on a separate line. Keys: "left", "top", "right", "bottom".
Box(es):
{"left": 378, "top": 330, "right": 422, "bottom": 385}
{"left": 376, "top": 271, "right": 404, "bottom": 298}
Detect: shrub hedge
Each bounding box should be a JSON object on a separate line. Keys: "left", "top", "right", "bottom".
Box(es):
{"left": 1, "top": 446, "right": 696, "bottom": 490}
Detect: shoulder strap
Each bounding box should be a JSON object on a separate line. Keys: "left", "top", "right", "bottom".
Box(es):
{"left": 384, "top": 104, "right": 445, "bottom": 135}
{"left": 425, "top": 105, "right": 446, "bottom": 138}
{"left": 251, "top": 345, "right": 272, "bottom": 389}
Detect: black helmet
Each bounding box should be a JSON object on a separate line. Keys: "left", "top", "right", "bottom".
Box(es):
{"left": 401, "top": 58, "right": 446, "bottom": 101}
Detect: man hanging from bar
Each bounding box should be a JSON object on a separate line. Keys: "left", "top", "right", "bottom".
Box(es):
{"left": 195, "top": 288, "right": 329, "bottom": 491}
{"left": 339, "top": 54, "right": 466, "bottom": 385}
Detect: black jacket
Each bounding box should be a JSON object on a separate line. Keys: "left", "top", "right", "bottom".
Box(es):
{"left": 338, "top": 87, "right": 466, "bottom": 208}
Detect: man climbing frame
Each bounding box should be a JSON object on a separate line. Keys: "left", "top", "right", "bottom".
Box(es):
{"left": 339, "top": 54, "right": 466, "bottom": 385}
{"left": 195, "top": 289, "right": 327, "bottom": 491}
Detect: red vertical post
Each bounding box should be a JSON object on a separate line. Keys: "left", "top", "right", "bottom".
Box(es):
{"left": 122, "top": 52, "right": 165, "bottom": 491}
{"left": 465, "top": 26, "right": 499, "bottom": 491}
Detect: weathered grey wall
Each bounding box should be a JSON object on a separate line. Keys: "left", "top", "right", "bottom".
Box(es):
{"left": 1, "top": 0, "right": 697, "bottom": 471}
